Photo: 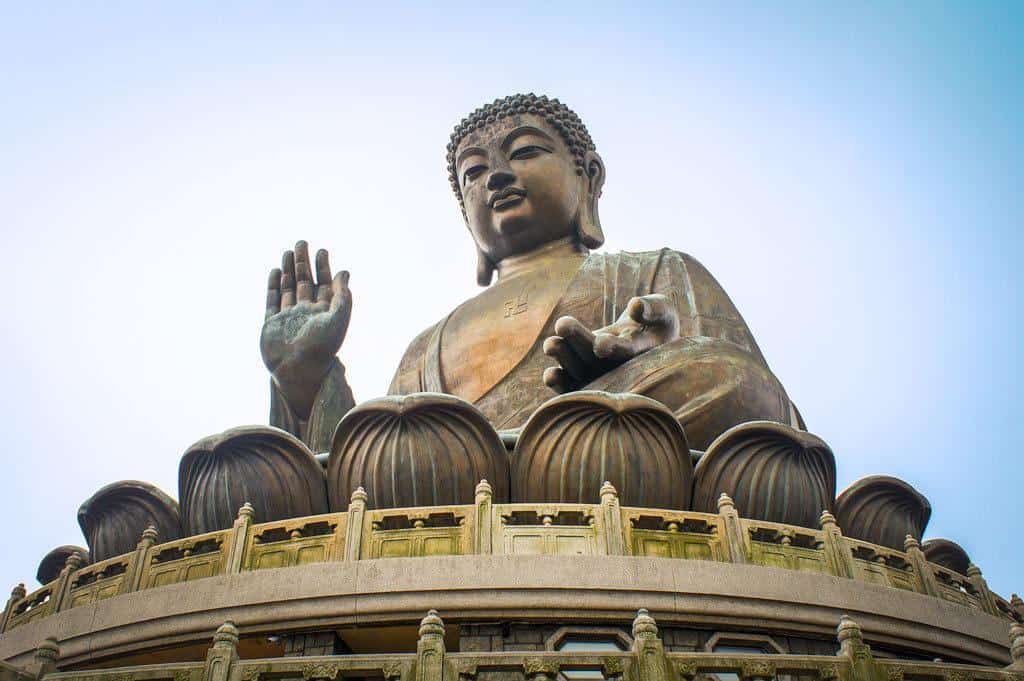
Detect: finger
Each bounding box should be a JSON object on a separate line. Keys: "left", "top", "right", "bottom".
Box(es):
{"left": 554, "top": 316, "right": 599, "bottom": 364}
{"left": 627, "top": 294, "right": 673, "bottom": 325}
{"left": 294, "top": 241, "right": 314, "bottom": 303}
{"left": 542, "top": 335, "right": 589, "bottom": 382}
{"left": 543, "top": 366, "right": 574, "bottom": 394}
{"left": 328, "top": 270, "right": 352, "bottom": 344}
{"left": 280, "top": 250, "right": 296, "bottom": 309}
{"left": 314, "top": 249, "right": 332, "bottom": 303}
{"left": 265, "top": 268, "right": 282, "bottom": 319}
{"left": 593, "top": 332, "right": 636, "bottom": 362}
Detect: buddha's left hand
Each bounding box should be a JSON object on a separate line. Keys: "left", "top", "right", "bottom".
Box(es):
{"left": 542, "top": 294, "right": 680, "bottom": 393}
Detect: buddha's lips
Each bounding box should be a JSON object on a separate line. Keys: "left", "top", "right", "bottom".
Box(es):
{"left": 489, "top": 187, "right": 526, "bottom": 209}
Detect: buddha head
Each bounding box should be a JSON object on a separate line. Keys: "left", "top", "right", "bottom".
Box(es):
{"left": 447, "top": 94, "right": 606, "bottom": 285}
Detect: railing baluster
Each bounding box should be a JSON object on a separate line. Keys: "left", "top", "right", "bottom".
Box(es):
{"left": 225, "top": 503, "right": 255, "bottom": 574}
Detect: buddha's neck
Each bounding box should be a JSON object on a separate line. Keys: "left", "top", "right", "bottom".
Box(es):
{"left": 495, "top": 237, "right": 589, "bottom": 282}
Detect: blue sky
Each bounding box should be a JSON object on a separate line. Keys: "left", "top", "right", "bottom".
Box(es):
{"left": 1, "top": 3, "right": 1021, "bottom": 600}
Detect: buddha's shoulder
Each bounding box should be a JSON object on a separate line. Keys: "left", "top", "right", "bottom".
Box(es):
{"left": 587, "top": 248, "right": 709, "bottom": 271}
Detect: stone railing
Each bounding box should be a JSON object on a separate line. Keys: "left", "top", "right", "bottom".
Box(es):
{"left": 4, "top": 483, "right": 1022, "bottom": 634}
{"left": 11, "top": 611, "right": 1024, "bottom": 681}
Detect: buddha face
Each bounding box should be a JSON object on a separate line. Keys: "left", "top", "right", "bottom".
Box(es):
{"left": 455, "top": 115, "right": 586, "bottom": 266}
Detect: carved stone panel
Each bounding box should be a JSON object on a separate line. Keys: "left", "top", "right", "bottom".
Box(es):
{"left": 692, "top": 421, "right": 835, "bottom": 529}
{"left": 179, "top": 425, "right": 328, "bottom": 534}
{"left": 77, "top": 480, "right": 182, "bottom": 562}
{"left": 835, "top": 475, "right": 931, "bottom": 550}
{"left": 328, "top": 393, "right": 510, "bottom": 510}
{"left": 512, "top": 391, "right": 692, "bottom": 509}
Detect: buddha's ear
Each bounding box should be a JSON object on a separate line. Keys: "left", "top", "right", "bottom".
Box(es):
{"left": 476, "top": 248, "right": 495, "bottom": 286}
{"left": 577, "top": 151, "right": 605, "bottom": 249}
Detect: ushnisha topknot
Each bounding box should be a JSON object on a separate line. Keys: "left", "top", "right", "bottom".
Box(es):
{"left": 447, "top": 94, "right": 597, "bottom": 211}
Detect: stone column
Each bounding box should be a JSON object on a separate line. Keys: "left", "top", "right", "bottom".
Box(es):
{"left": 1, "top": 583, "right": 26, "bottom": 633}
{"left": 631, "top": 609, "right": 670, "bottom": 681}
{"left": 414, "top": 610, "right": 446, "bottom": 681}
{"left": 225, "top": 503, "right": 255, "bottom": 574}
{"left": 965, "top": 564, "right": 1000, "bottom": 616}
{"left": 600, "top": 482, "right": 626, "bottom": 556}
{"left": 836, "top": 616, "right": 875, "bottom": 681}
{"left": 1009, "top": 623, "right": 1024, "bottom": 671}
{"left": 344, "top": 488, "right": 368, "bottom": 562}
{"left": 202, "top": 621, "right": 240, "bottom": 681}
{"left": 127, "top": 525, "right": 160, "bottom": 592}
{"left": 29, "top": 637, "right": 59, "bottom": 679}
{"left": 474, "top": 480, "right": 494, "bottom": 555}
{"left": 53, "top": 553, "right": 85, "bottom": 612}
{"left": 818, "top": 511, "right": 855, "bottom": 579}
{"left": 903, "top": 536, "right": 940, "bottom": 597}
{"left": 717, "top": 494, "right": 748, "bottom": 564}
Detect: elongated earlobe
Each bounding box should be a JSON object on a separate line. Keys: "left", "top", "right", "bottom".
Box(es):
{"left": 577, "top": 151, "right": 605, "bottom": 249}
{"left": 476, "top": 248, "right": 495, "bottom": 286}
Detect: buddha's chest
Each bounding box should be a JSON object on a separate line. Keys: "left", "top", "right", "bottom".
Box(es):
{"left": 440, "top": 263, "right": 581, "bottom": 404}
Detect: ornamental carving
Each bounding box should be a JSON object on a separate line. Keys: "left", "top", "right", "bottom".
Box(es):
{"left": 835, "top": 476, "right": 931, "bottom": 550}
{"left": 513, "top": 391, "right": 692, "bottom": 508}
{"left": 328, "top": 393, "right": 509, "bottom": 510}
{"left": 692, "top": 420, "right": 835, "bottom": 528}
{"left": 179, "top": 425, "right": 328, "bottom": 534}
{"left": 77, "top": 480, "right": 182, "bottom": 563}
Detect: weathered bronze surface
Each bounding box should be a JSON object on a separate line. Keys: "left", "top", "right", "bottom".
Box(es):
{"left": 327, "top": 393, "right": 509, "bottom": 510}
{"left": 835, "top": 475, "right": 932, "bottom": 550}
{"left": 922, "top": 538, "right": 971, "bottom": 575}
{"left": 179, "top": 426, "right": 328, "bottom": 534}
{"left": 35, "top": 546, "right": 89, "bottom": 586}
{"left": 260, "top": 95, "right": 798, "bottom": 459}
{"left": 512, "top": 391, "right": 692, "bottom": 508}
{"left": 692, "top": 421, "right": 835, "bottom": 528}
{"left": 77, "top": 481, "right": 182, "bottom": 563}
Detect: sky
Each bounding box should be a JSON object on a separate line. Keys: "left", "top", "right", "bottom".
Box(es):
{"left": 0, "top": 3, "right": 1021, "bottom": 601}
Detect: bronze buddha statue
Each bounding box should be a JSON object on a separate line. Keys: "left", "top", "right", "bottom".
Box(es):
{"left": 260, "top": 94, "right": 800, "bottom": 455}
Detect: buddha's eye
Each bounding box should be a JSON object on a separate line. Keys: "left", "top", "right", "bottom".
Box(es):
{"left": 462, "top": 164, "right": 486, "bottom": 186}
{"left": 510, "top": 144, "right": 550, "bottom": 160}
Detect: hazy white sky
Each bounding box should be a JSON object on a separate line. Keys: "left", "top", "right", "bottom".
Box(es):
{"left": 1, "top": 3, "right": 1021, "bottom": 598}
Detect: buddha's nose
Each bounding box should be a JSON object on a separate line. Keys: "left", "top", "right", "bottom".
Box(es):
{"left": 486, "top": 165, "right": 516, "bottom": 191}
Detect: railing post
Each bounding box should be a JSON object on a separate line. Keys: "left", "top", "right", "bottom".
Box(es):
{"left": 818, "top": 511, "right": 855, "bottom": 579}
{"left": 717, "top": 494, "right": 748, "bottom": 564}
{"left": 836, "top": 616, "right": 875, "bottom": 681}
{"left": 53, "top": 552, "right": 85, "bottom": 612}
{"left": 903, "top": 535, "right": 940, "bottom": 597}
{"left": 965, "top": 563, "right": 1000, "bottom": 616}
{"left": 1009, "top": 623, "right": 1024, "bottom": 670}
{"left": 345, "top": 487, "right": 368, "bottom": 562}
{"left": 29, "top": 637, "right": 59, "bottom": 679}
{"left": 631, "top": 609, "right": 670, "bottom": 681}
{"left": 1, "top": 583, "right": 26, "bottom": 633}
{"left": 128, "top": 525, "right": 159, "bottom": 591}
{"left": 414, "top": 610, "right": 446, "bottom": 681}
{"left": 203, "top": 621, "right": 240, "bottom": 681}
{"left": 600, "top": 481, "right": 626, "bottom": 555}
{"left": 225, "top": 503, "right": 255, "bottom": 574}
{"left": 474, "top": 480, "right": 494, "bottom": 555}
{"left": 1011, "top": 594, "right": 1024, "bottom": 621}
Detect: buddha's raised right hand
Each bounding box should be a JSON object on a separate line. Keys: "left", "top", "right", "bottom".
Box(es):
{"left": 260, "top": 240, "right": 352, "bottom": 418}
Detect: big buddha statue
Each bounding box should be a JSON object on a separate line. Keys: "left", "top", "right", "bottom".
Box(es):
{"left": 260, "top": 94, "right": 801, "bottom": 455}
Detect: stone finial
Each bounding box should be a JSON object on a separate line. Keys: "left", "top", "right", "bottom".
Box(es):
{"left": 903, "top": 535, "right": 920, "bottom": 551}
{"left": 837, "top": 615, "right": 863, "bottom": 646}
{"left": 141, "top": 525, "right": 159, "bottom": 543}
{"left": 12, "top": 583, "right": 26, "bottom": 600}
{"left": 1010, "top": 623, "right": 1024, "bottom": 668}
{"left": 819, "top": 510, "right": 837, "bottom": 528}
{"left": 600, "top": 481, "right": 618, "bottom": 501}
{"left": 63, "top": 552, "right": 84, "bottom": 573}
{"left": 966, "top": 563, "right": 983, "bottom": 578}
{"left": 237, "top": 502, "right": 255, "bottom": 520}
{"left": 475, "top": 479, "right": 493, "bottom": 500}
{"left": 1012, "top": 594, "right": 1023, "bottom": 607}
{"left": 350, "top": 487, "right": 368, "bottom": 505}
{"left": 34, "top": 636, "right": 59, "bottom": 665}
{"left": 632, "top": 608, "right": 658, "bottom": 639}
{"left": 717, "top": 493, "right": 736, "bottom": 512}
{"left": 213, "top": 621, "right": 239, "bottom": 647}
{"left": 419, "top": 609, "right": 445, "bottom": 639}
